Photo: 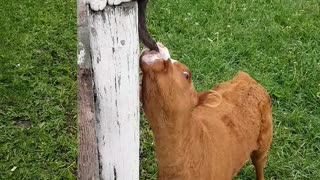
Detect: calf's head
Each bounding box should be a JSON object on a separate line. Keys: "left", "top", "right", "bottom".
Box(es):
{"left": 140, "top": 43, "right": 198, "bottom": 129}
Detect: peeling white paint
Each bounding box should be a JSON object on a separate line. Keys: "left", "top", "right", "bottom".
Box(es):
{"left": 89, "top": 2, "right": 139, "bottom": 179}
{"left": 77, "top": 42, "right": 86, "bottom": 65}
{"left": 86, "top": 0, "right": 133, "bottom": 11}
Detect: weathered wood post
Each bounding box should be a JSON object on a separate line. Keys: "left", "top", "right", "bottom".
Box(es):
{"left": 77, "top": 0, "right": 140, "bottom": 179}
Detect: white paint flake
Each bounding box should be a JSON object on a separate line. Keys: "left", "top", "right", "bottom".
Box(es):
{"left": 77, "top": 42, "right": 85, "bottom": 65}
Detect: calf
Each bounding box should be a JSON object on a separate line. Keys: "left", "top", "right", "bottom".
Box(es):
{"left": 140, "top": 43, "right": 273, "bottom": 180}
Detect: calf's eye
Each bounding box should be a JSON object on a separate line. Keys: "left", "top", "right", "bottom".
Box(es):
{"left": 183, "top": 71, "right": 190, "bottom": 80}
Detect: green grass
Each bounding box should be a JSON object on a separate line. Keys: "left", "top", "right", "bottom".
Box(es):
{"left": 0, "top": 0, "right": 319, "bottom": 179}
{"left": 141, "top": 0, "right": 320, "bottom": 179}
{"left": 0, "top": 0, "right": 77, "bottom": 179}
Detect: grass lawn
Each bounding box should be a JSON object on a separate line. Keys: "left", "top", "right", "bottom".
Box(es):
{"left": 1, "top": 0, "right": 319, "bottom": 179}
{"left": 0, "top": 0, "right": 77, "bottom": 179}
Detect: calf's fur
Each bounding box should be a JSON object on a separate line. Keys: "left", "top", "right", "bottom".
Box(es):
{"left": 140, "top": 44, "right": 273, "bottom": 180}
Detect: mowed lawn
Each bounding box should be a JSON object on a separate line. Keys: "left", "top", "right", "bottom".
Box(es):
{"left": 1, "top": 0, "right": 319, "bottom": 179}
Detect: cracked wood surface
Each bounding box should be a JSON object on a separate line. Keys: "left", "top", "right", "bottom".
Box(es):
{"left": 89, "top": 2, "right": 140, "bottom": 179}
{"left": 78, "top": 0, "right": 139, "bottom": 179}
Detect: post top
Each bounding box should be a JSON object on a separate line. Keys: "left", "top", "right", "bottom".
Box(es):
{"left": 86, "top": 0, "right": 132, "bottom": 11}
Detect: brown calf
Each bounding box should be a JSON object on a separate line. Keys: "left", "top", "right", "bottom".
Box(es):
{"left": 140, "top": 43, "right": 273, "bottom": 180}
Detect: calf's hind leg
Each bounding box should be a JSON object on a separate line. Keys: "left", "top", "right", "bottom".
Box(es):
{"left": 251, "top": 150, "right": 268, "bottom": 180}
{"left": 251, "top": 97, "right": 273, "bottom": 180}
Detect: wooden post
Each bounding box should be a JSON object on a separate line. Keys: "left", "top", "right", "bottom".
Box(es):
{"left": 77, "top": 0, "right": 140, "bottom": 179}
{"left": 77, "top": 0, "right": 99, "bottom": 179}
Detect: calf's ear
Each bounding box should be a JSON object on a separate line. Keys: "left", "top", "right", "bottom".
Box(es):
{"left": 197, "top": 90, "right": 222, "bottom": 108}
